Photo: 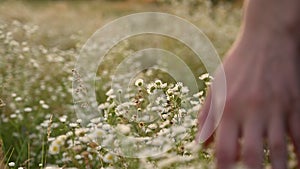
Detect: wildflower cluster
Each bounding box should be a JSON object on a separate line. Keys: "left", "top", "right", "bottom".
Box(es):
{"left": 46, "top": 78, "right": 213, "bottom": 169}
{"left": 0, "top": 20, "right": 216, "bottom": 169}
{"left": 0, "top": 21, "right": 77, "bottom": 168}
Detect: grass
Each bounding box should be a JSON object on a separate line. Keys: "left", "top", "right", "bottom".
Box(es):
{"left": 0, "top": 0, "right": 246, "bottom": 168}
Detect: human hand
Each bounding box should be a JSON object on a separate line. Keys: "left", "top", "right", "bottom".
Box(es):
{"left": 197, "top": 33, "right": 300, "bottom": 169}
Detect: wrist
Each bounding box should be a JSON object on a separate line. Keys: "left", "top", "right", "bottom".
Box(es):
{"left": 232, "top": 26, "right": 298, "bottom": 61}
{"left": 242, "top": 0, "right": 300, "bottom": 41}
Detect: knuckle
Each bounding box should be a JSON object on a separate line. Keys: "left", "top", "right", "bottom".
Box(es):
{"left": 246, "top": 91, "right": 266, "bottom": 107}
{"left": 225, "top": 90, "right": 266, "bottom": 112}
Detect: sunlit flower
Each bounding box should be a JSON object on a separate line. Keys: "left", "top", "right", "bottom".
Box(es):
{"left": 116, "top": 124, "right": 131, "bottom": 135}
{"left": 103, "top": 153, "right": 114, "bottom": 163}
{"left": 106, "top": 89, "right": 114, "bottom": 96}
{"left": 155, "top": 80, "right": 162, "bottom": 86}
{"left": 55, "top": 135, "right": 67, "bottom": 146}
{"left": 147, "top": 83, "right": 156, "bottom": 94}
{"left": 8, "top": 162, "right": 15, "bottom": 167}
{"left": 89, "top": 129, "right": 105, "bottom": 139}
{"left": 98, "top": 103, "right": 109, "bottom": 110}
{"left": 42, "top": 104, "right": 49, "bottom": 109}
{"left": 45, "top": 165, "right": 61, "bottom": 169}
{"left": 80, "top": 136, "right": 91, "bottom": 143}
{"left": 90, "top": 117, "right": 101, "bottom": 124}
{"left": 69, "top": 123, "right": 78, "bottom": 128}
{"left": 59, "top": 115, "right": 67, "bottom": 123}
{"left": 75, "top": 128, "right": 87, "bottom": 137}
{"left": 75, "top": 154, "right": 82, "bottom": 160}
{"left": 193, "top": 91, "right": 204, "bottom": 98}
{"left": 39, "top": 100, "right": 45, "bottom": 104}
{"left": 76, "top": 119, "right": 82, "bottom": 124}
{"left": 148, "top": 123, "right": 157, "bottom": 130}
{"left": 10, "top": 114, "right": 17, "bottom": 119}
{"left": 24, "top": 107, "right": 32, "bottom": 112}
{"left": 135, "top": 79, "right": 144, "bottom": 87}
{"left": 15, "top": 97, "right": 22, "bottom": 101}
{"left": 49, "top": 142, "right": 60, "bottom": 155}
{"left": 181, "top": 86, "right": 189, "bottom": 94}
{"left": 199, "top": 73, "right": 210, "bottom": 80}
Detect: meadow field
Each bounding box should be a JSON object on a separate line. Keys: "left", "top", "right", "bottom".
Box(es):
{"left": 0, "top": 0, "right": 248, "bottom": 168}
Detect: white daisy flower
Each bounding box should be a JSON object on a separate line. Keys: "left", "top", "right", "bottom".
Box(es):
{"left": 24, "top": 107, "right": 32, "bottom": 112}
{"left": 75, "top": 128, "right": 87, "bottom": 137}
{"left": 42, "top": 104, "right": 49, "bottom": 109}
{"left": 8, "top": 162, "right": 15, "bottom": 167}
{"left": 147, "top": 83, "right": 156, "bottom": 94}
{"left": 181, "top": 86, "right": 189, "bottom": 94}
{"left": 69, "top": 123, "right": 78, "bottom": 128}
{"left": 75, "top": 154, "right": 82, "bottom": 160}
{"left": 15, "top": 97, "right": 22, "bottom": 101}
{"left": 103, "top": 153, "right": 114, "bottom": 163}
{"left": 199, "top": 73, "right": 210, "bottom": 80}
{"left": 106, "top": 89, "right": 114, "bottom": 96}
{"left": 148, "top": 123, "right": 157, "bottom": 130}
{"left": 54, "top": 135, "right": 67, "bottom": 146}
{"left": 116, "top": 124, "right": 131, "bottom": 135}
{"left": 59, "top": 115, "right": 67, "bottom": 123}
{"left": 89, "top": 129, "right": 105, "bottom": 139}
{"left": 135, "top": 79, "right": 144, "bottom": 87}
{"left": 49, "top": 142, "right": 60, "bottom": 155}
{"left": 154, "top": 79, "right": 162, "bottom": 87}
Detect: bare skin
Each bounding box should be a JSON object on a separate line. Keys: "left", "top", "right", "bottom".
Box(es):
{"left": 198, "top": 0, "right": 300, "bottom": 168}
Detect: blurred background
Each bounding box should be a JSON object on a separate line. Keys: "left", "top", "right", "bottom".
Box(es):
{"left": 0, "top": 0, "right": 242, "bottom": 53}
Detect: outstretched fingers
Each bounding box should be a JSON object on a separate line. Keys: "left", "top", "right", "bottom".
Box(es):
{"left": 197, "top": 91, "right": 214, "bottom": 144}
{"left": 241, "top": 115, "right": 264, "bottom": 169}
{"left": 289, "top": 106, "right": 300, "bottom": 167}
{"left": 216, "top": 117, "right": 239, "bottom": 169}
{"left": 268, "top": 112, "right": 287, "bottom": 169}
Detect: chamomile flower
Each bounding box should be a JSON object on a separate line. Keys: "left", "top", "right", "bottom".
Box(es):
{"left": 116, "top": 124, "right": 131, "bottom": 135}
{"left": 199, "top": 73, "right": 210, "bottom": 80}
{"left": 69, "top": 123, "right": 78, "bottom": 128}
{"left": 154, "top": 79, "right": 162, "bottom": 86}
{"left": 135, "top": 79, "right": 144, "bottom": 87}
{"left": 147, "top": 83, "right": 156, "bottom": 94}
{"left": 54, "top": 135, "right": 67, "bottom": 146}
{"left": 75, "top": 128, "right": 87, "bottom": 137}
{"left": 24, "top": 107, "right": 32, "bottom": 112}
{"left": 103, "top": 153, "right": 115, "bottom": 163}
{"left": 15, "top": 97, "right": 22, "bottom": 101}
{"left": 148, "top": 123, "right": 157, "bottom": 130}
{"left": 59, "top": 115, "right": 67, "bottom": 123}
{"left": 42, "top": 104, "right": 49, "bottom": 109}
{"left": 106, "top": 89, "right": 114, "bottom": 96}
{"left": 8, "top": 162, "right": 15, "bottom": 167}
{"left": 49, "top": 142, "right": 60, "bottom": 155}
{"left": 89, "top": 129, "right": 105, "bottom": 139}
